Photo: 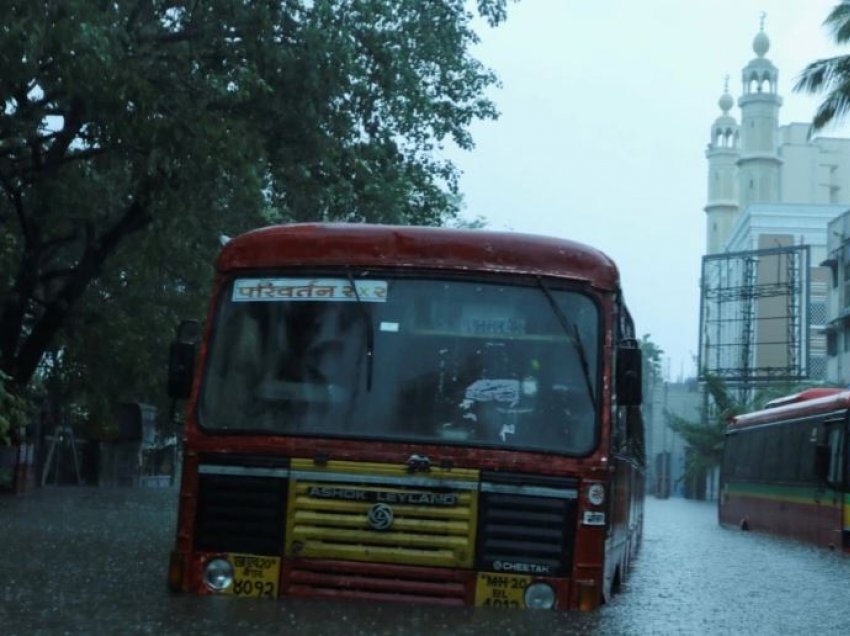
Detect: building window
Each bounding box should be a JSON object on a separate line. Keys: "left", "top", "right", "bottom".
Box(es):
{"left": 827, "top": 330, "right": 838, "bottom": 357}
{"left": 810, "top": 301, "right": 827, "bottom": 326}
{"left": 810, "top": 356, "right": 827, "bottom": 381}
{"left": 842, "top": 242, "right": 850, "bottom": 307}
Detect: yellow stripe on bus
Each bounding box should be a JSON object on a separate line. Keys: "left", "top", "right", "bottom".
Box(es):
{"left": 291, "top": 525, "right": 471, "bottom": 548}
{"left": 292, "top": 510, "right": 471, "bottom": 533}
{"left": 285, "top": 458, "right": 479, "bottom": 568}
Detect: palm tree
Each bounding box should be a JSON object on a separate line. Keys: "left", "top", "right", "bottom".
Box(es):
{"left": 795, "top": 1, "right": 850, "bottom": 131}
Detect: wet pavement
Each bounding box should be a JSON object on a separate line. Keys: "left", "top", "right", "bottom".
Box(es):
{"left": 3, "top": 488, "right": 850, "bottom": 635}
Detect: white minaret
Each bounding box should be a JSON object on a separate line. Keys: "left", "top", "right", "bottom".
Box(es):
{"left": 737, "top": 14, "right": 782, "bottom": 210}
{"left": 705, "top": 77, "right": 740, "bottom": 254}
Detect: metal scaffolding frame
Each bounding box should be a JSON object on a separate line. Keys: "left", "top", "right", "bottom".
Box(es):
{"left": 698, "top": 245, "right": 810, "bottom": 386}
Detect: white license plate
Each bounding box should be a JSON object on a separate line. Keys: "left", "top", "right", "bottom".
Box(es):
{"left": 582, "top": 511, "right": 606, "bottom": 526}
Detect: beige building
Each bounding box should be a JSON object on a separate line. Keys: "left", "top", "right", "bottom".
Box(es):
{"left": 701, "top": 21, "right": 850, "bottom": 384}
{"left": 824, "top": 211, "right": 850, "bottom": 384}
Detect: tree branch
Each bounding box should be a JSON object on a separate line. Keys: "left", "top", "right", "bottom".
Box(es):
{"left": 11, "top": 173, "right": 161, "bottom": 386}
{"left": 38, "top": 267, "right": 77, "bottom": 284}
{"left": 0, "top": 171, "right": 32, "bottom": 246}
{"left": 0, "top": 240, "right": 41, "bottom": 376}
{"left": 42, "top": 96, "right": 85, "bottom": 175}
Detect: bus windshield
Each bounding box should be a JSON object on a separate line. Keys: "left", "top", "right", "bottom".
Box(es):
{"left": 199, "top": 274, "right": 600, "bottom": 455}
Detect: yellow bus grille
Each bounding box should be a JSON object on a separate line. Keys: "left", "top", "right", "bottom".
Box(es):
{"left": 286, "top": 460, "right": 478, "bottom": 568}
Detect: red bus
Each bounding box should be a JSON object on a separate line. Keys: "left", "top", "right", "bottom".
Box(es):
{"left": 719, "top": 388, "right": 849, "bottom": 549}
{"left": 167, "top": 223, "right": 645, "bottom": 610}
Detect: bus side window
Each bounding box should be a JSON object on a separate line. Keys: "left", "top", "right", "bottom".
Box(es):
{"left": 828, "top": 426, "right": 844, "bottom": 486}
{"left": 625, "top": 406, "right": 645, "bottom": 463}
{"left": 724, "top": 433, "right": 738, "bottom": 480}
{"left": 813, "top": 420, "right": 846, "bottom": 487}
{"left": 612, "top": 408, "right": 627, "bottom": 452}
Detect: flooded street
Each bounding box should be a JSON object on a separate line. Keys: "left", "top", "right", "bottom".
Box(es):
{"left": 3, "top": 489, "right": 850, "bottom": 635}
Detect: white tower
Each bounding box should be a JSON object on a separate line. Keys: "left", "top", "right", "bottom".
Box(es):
{"left": 737, "top": 15, "right": 782, "bottom": 210}
{"left": 705, "top": 77, "right": 740, "bottom": 254}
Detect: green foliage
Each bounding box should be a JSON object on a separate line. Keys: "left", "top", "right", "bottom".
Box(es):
{"left": 0, "top": 0, "right": 510, "bottom": 418}
{"left": 449, "top": 215, "right": 489, "bottom": 229}
{"left": 0, "top": 371, "right": 33, "bottom": 445}
{"left": 794, "top": 0, "right": 850, "bottom": 131}
{"left": 639, "top": 333, "right": 664, "bottom": 398}
{"left": 666, "top": 376, "right": 732, "bottom": 481}
{"left": 666, "top": 375, "right": 830, "bottom": 483}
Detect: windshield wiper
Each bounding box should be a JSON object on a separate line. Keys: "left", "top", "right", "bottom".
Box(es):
{"left": 536, "top": 276, "right": 596, "bottom": 409}
{"left": 346, "top": 269, "right": 375, "bottom": 391}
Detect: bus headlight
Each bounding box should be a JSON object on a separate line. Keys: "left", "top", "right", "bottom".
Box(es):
{"left": 524, "top": 582, "right": 556, "bottom": 609}
{"left": 586, "top": 483, "right": 605, "bottom": 506}
{"left": 203, "top": 558, "right": 234, "bottom": 592}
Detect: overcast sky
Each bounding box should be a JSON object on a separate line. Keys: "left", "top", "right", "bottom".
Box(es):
{"left": 445, "top": 0, "right": 849, "bottom": 381}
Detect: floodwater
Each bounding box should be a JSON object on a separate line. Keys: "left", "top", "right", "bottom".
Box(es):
{"left": 2, "top": 488, "right": 850, "bottom": 635}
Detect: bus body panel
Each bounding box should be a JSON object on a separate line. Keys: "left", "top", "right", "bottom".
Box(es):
{"left": 719, "top": 391, "right": 849, "bottom": 551}
{"left": 217, "top": 224, "right": 620, "bottom": 292}
{"left": 720, "top": 483, "right": 843, "bottom": 548}
{"left": 170, "top": 223, "right": 645, "bottom": 610}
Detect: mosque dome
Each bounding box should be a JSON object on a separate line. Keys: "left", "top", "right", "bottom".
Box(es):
{"left": 753, "top": 14, "right": 770, "bottom": 57}
{"left": 753, "top": 30, "right": 769, "bottom": 57}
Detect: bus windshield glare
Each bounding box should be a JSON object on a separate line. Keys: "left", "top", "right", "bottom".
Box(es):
{"left": 199, "top": 274, "right": 600, "bottom": 455}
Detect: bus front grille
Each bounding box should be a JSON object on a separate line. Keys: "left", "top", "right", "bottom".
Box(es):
{"left": 287, "top": 466, "right": 478, "bottom": 568}
{"left": 286, "top": 559, "right": 469, "bottom": 605}
{"left": 476, "top": 472, "right": 579, "bottom": 577}
{"left": 194, "top": 458, "right": 289, "bottom": 556}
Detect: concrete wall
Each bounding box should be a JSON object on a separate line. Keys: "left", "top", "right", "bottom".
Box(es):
{"left": 645, "top": 380, "right": 703, "bottom": 498}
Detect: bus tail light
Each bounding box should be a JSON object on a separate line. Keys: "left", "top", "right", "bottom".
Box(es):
{"left": 576, "top": 580, "right": 599, "bottom": 611}
{"left": 168, "top": 550, "right": 185, "bottom": 593}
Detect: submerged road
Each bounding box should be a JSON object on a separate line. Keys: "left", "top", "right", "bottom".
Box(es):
{"left": 2, "top": 488, "right": 850, "bottom": 635}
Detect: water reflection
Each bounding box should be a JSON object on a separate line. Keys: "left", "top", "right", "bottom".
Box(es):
{"left": 2, "top": 489, "right": 850, "bottom": 635}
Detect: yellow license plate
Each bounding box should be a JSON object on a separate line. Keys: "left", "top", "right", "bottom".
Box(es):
{"left": 475, "top": 572, "right": 531, "bottom": 608}
{"left": 225, "top": 554, "right": 280, "bottom": 598}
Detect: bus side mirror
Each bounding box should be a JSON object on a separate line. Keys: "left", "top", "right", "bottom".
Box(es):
{"left": 617, "top": 343, "right": 642, "bottom": 406}
{"left": 168, "top": 341, "right": 196, "bottom": 399}
{"left": 814, "top": 442, "right": 831, "bottom": 483}
{"left": 168, "top": 320, "right": 200, "bottom": 400}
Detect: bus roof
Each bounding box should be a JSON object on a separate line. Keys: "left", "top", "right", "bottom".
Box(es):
{"left": 217, "top": 223, "right": 620, "bottom": 290}
{"left": 730, "top": 388, "right": 850, "bottom": 430}
{"left": 762, "top": 387, "right": 845, "bottom": 409}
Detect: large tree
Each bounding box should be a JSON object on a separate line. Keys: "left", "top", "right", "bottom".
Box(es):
{"left": 0, "top": 0, "right": 509, "bottom": 405}
{"left": 795, "top": 0, "right": 850, "bottom": 131}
